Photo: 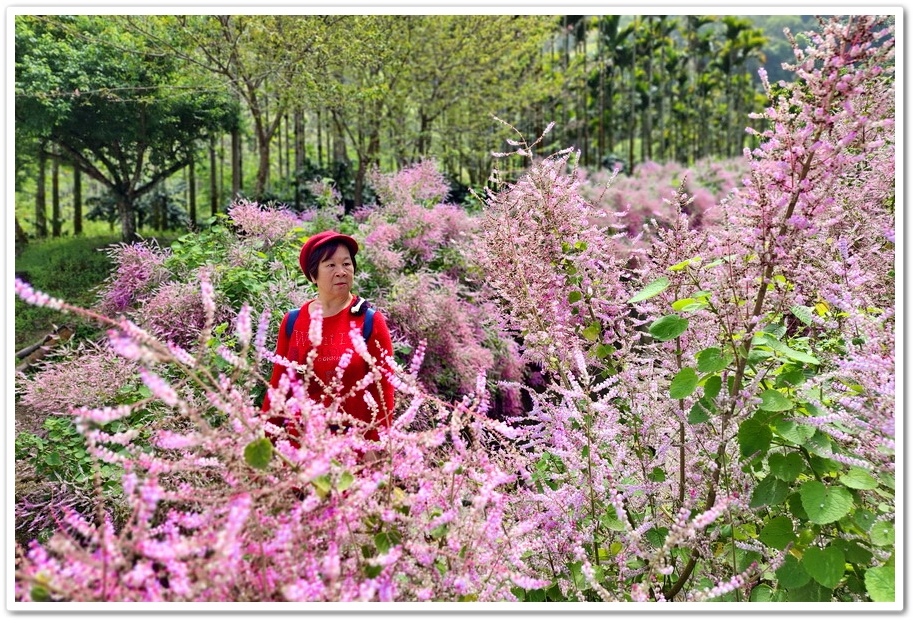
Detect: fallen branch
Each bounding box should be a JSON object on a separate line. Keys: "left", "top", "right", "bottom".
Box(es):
{"left": 15, "top": 326, "right": 74, "bottom": 373}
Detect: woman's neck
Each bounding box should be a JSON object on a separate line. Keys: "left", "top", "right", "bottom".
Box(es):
{"left": 314, "top": 291, "right": 353, "bottom": 317}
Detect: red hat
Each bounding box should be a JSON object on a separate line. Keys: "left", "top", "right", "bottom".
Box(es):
{"left": 299, "top": 230, "right": 359, "bottom": 278}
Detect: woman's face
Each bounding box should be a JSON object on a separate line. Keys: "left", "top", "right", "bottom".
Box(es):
{"left": 314, "top": 244, "right": 354, "bottom": 297}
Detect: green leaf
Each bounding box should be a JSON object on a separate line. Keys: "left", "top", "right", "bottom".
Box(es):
{"left": 775, "top": 555, "right": 811, "bottom": 589}
{"left": 312, "top": 474, "right": 331, "bottom": 498}
{"left": 646, "top": 527, "right": 669, "bottom": 548}
{"left": 581, "top": 322, "right": 600, "bottom": 342}
{"left": 777, "top": 369, "right": 806, "bottom": 387}
{"left": 834, "top": 539, "right": 874, "bottom": 565}
{"left": 877, "top": 471, "right": 895, "bottom": 490}
{"left": 802, "top": 545, "right": 845, "bottom": 589}
{"left": 864, "top": 565, "right": 895, "bottom": 602}
{"left": 869, "top": 521, "right": 895, "bottom": 547}
{"left": 854, "top": 509, "right": 877, "bottom": 532}
{"left": 790, "top": 305, "right": 814, "bottom": 326}
{"left": 668, "top": 256, "right": 701, "bottom": 272}
{"left": 839, "top": 467, "right": 878, "bottom": 490}
{"left": 750, "top": 474, "right": 789, "bottom": 508}
{"left": 769, "top": 452, "right": 805, "bottom": 482}
{"left": 672, "top": 298, "right": 708, "bottom": 312}
{"left": 596, "top": 343, "right": 615, "bottom": 358}
{"left": 738, "top": 418, "right": 772, "bottom": 458}
{"left": 786, "top": 582, "right": 833, "bottom": 601}
{"left": 599, "top": 511, "right": 626, "bottom": 531}
{"left": 243, "top": 438, "right": 273, "bottom": 470}
{"left": 30, "top": 585, "right": 51, "bottom": 602}
{"left": 374, "top": 531, "right": 400, "bottom": 554}
{"left": 696, "top": 347, "right": 730, "bottom": 373}
{"left": 702, "top": 258, "right": 725, "bottom": 269}
{"left": 749, "top": 585, "right": 772, "bottom": 603}
{"left": 703, "top": 374, "right": 722, "bottom": 399}
{"left": 337, "top": 471, "right": 355, "bottom": 492}
{"left": 788, "top": 492, "right": 809, "bottom": 521}
{"left": 648, "top": 314, "right": 689, "bottom": 341}
{"left": 364, "top": 564, "right": 383, "bottom": 579}
{"left": 688, "top": 398, "right": 714, "bottom": 424}
{"left": 45, "top": 451, "right": 62, "bottom": 467}
{"left": 773, "top": 418, "right": 815, "bottom": 444}
{"left": 804, "top": 430, "right": 835, "bottom": 459}
{"left": 670, "top": 367, "right": 699, "bottom": 399}
{"left": 671, "top": 297, "right": 695, "bottom": 311}
{"left": 627, "top": 276, "right": 670, "bottom": 303}
{"left": 568, "top": 290, "right": 582, "bottom": 304}
{"left": 759, "top": 389, "right": 793, "bottom": 412}
{"left": 759, "top": 515, "right": 795, "bottom": 549}
{"left": 761, "top": 335, "right": 820, "bottom": 365}
{"left": 799, "top": 481, "right": 854, "bottom": 525}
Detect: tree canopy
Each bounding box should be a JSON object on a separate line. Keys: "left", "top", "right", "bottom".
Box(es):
{"left": 15, "top": 15, "right": 239, "bottom": 241}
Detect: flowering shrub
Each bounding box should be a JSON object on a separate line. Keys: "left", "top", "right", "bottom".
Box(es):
{"left": 383, "top": 272, "right": 523, "bottom": 414}
{"left": 579, "top": 157, "right": 745, "bottom": 239}
{"left": 14, "top": 278, "right": 542, "bottom": 602}
{"left": 226, "top": 199, "right": 303, "bottom": 245}
{"left": 475, "top": 15, "right": 895, "bottom": 603}
{"left": 368, "top": 159, "right": 450, "bottom": 207}
{"left": 96, "top": 239, "right": 171, "bottom": 316}
{"left": 354, "top": 159, "right": 523, "bottom": 414}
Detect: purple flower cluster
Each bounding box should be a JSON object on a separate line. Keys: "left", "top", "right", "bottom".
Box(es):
{"left": 368, "top": 158, "right": 450, "bottom": 207}
{"left": 96, "top": 240, "right": 170, "bottom": 316}
{"left": 227, "top": 199, "right": 302, "bottom": 244}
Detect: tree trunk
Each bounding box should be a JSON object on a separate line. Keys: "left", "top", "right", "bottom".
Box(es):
{"left": 15, "top": 216, "right": 28, "bottom": 255}
{"left": 35, "top": 147, "right": 48, "bottom": 238}
{"left": 51, "top": 147, "right": 61, "bottom": 237}
{"left": 256, "top": 126, "right": 270, "bottom": 198}
{"left": 231, "top": 126, "right": 242, "bottom": 198}
{"left": 210, "top": 135, "right": 218, "bottom": 216}
{"left": 294, "top": 109, "right": 304, "bottom": 210}
{"left": 72, "top": 164, "right": 82, "bottom": 235}
{"left": 317, "top": 107, "right": 324, "bottom": 169}
{"left": 117, "top": 193, "right": 138, "bottom": 242}
{"left": 188, "top": 153, "right": 197, "bottom": 226}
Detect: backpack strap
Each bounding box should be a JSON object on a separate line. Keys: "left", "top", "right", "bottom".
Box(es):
{"left": 284, "top": 308, "right": 300, "bottom": 340}
{"left": 362, "top": 307, "right": 375, "bottom": 342}
{"left": 350, "top": 296, "right": 376, "bottom": 342}
{"left": 285, "top": 302, "right": 375, "bottom": 342}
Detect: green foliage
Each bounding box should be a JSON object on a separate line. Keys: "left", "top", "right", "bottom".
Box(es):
{"left": 669, "top": 367, "right": 698, "bottom": 399}
{"left": 647, "top": 314, "right": 689, "bottom": 341}
{"left": 165, "top": 214, "right": 305, "bottom": 311}
{"left": 15, "top": 234, "right": 118, "bottom": 351}
{"left": 243, "top": 438, "right": 273, "bottom": 470}
{"left": 15, "top": 381, "right": 154, "bottom": 495}
{"left": 15, "top": 15, "right": 239, "bottom": 240}
{"left": 627, "top": 276, "right": 670, "bottom": 303}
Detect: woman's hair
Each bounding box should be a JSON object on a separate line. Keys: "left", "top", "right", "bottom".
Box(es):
{"left": 305, "top": 241, "right": 357, "bottom": 282}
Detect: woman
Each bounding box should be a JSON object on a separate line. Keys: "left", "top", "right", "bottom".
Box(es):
{"left": 261, "top": 230, "right": 395, "bottom": 444}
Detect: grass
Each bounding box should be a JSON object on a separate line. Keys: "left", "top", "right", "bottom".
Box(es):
{"left": 14, "top": 229, "right": 178, "bottom": 355}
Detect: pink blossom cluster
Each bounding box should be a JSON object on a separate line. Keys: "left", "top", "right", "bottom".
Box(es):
{"left": 227, "top": 199, "right": 303, "bottom": 244}
{"left": 16, "top": 342, "right": 140, "bottom": 416}
{"left": 472, "top": 15, "right": 895, "bottom": 602}
{"left": 14, "top": 297, "right": 542, "bottom": 602}
{"left": 95, "top": 240, "right": 171, "bottom": 316}
{"left": 580, "top": 157, "right": 745, "bottom": 241}
{"left": 368, "top": 158, "right": 450, "bottom": 207}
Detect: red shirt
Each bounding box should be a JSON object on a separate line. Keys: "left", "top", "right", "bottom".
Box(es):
{"left": 262, "top": 295, "right": 395, "bottom": 442}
